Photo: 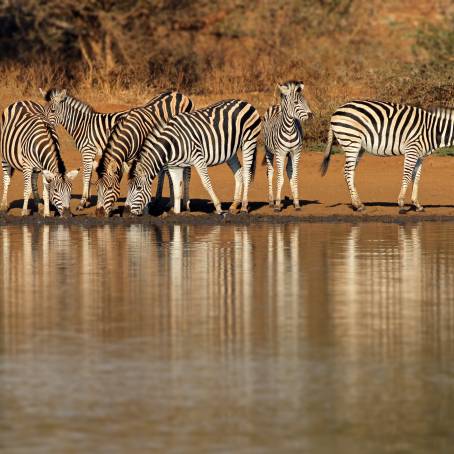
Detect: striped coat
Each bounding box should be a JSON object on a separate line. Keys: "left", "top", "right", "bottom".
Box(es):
{"left": 1, "top": 101, "right": 78, "bottom": 216}
{"left": 321, "top": 100, "right": 454, "bottom": 212}
{"left": 95, "top": 91, "right": 194, "bottom": 216}
{"left": 124, "top": 99, "right": 261, "bottom": 216}
{"left": 263, "top": 81, "right": 312, "bottom": 211}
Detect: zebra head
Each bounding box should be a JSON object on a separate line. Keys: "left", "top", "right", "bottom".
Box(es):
{"left": 95, "top": 162, "right": 122, "bottom": 217}
{"left": 124, "top": 163, "right": 154, "bottom": 216}
{"left": 278, "top": 81, "right": 313, "bottom": 122}
{"left": 42, "top": 169, "right": 79, "bottom": 217}
{"left": 40, "top": 88, "right": 67, "bottom": 125}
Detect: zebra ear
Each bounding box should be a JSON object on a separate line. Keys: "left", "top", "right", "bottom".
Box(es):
{"left": 66, "top": 169, "right": 79, "bottom": 180}
{"left": 278, "top": 84, "right": 290, "bottom": 95}
{"left": 42, "top": 170, "right": 56, "bottom": 182}
{"left": 39, "top": 87, "right": 46, "bottom": 98}
{"left": 297, "top": 82, "right": 304, "bottom": 92}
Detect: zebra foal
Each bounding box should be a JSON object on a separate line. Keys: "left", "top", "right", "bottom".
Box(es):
{"left": 124, "top": 99, "right": 261, "bottom": 216}
{"left": 0, "top": 101, "right": 78, "bottom": 216}
{"left": 263, "top": 80, "right": 312, "bottom": 211}
{"left": 321, "top": 100, "right": 454, "bottom": 212}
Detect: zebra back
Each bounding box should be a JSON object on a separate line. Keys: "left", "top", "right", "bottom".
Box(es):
{"left": 97, "top": 91, "right": 194, "bottom": 179}
{"left": 331, "top": 100, "right": 454, "bottom": 156}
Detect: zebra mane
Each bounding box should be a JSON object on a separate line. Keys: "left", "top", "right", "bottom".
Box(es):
{"left": 45, "top": 88, "right": 96, "bottom": 114}
{"left": 64, "top": 95, "right": 96, "bottom": 114}
{"left": 96, "top": 146, "right": 121, "bottom": 177}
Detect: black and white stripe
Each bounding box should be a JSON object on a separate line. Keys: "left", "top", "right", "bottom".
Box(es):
{"left": 42, "top": 88, "right": 132, "bottom": 210}
{"left": 0, "top": 101, "right": 78, "bottom": 216}
{"left": 263, "top": 81, "right": 312, "bottom": 211}
{"left": 124, "top": 99, "right": 261, "bottom": 216}
{"left": 95, "top": 91, "right": 194, "bottom": 216}
{"left": 321, "top": 100, "right": 454, "bottom": 212}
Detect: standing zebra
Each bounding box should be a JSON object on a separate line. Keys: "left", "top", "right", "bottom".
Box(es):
{"left": 95, "top": 91, "right": 194, "bottom": 217}
{"left": 0, "top": 101, "right": 78, "bottom": 216}
{"left": 263, "top": 80, "right": 312, "bottom": 211}
{"left": 42, "top": 88, "right": 130, "bottom": 210}
{"left": 321, "top": 100, "right": 454, "bottom": 212}
{"left": 124, "top": 99, "right": 261, "bottom": 217}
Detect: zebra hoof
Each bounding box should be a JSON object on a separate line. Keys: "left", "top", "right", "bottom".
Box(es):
{"left": 268, "top": 201, "right": 274, "bottom": 208}
{"left": 76, "top": 204, "right": 85, "bottom": 211}
{"left": 229, "top": 207, "right": 240, "bottom": 215}
{"left": 354, "top": 204, "right": 365, "bottom": 212}
{"left": 399, "top": 208, "right": 407, "bottom": 215}
{"left": 294, "top": 205, "right": 301, "bottom": 211}
{"left": 273, "top": 206, "right": 282, "bottom": 213}
{"left": 415, "top": 206, "right": 425, "bottom": 212}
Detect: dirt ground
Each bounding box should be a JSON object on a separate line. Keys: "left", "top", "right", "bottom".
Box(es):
{"left": 3, "top": 102, "right": 454, "bottom": 222}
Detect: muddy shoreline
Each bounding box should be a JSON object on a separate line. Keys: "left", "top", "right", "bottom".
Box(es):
{"left": 2, "top": 212, "right": 454, "bottom": 226}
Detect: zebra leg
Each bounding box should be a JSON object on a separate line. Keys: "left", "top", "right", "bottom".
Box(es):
{"left": 227, "top": 155, "right": 243, "bottom": 213}
{"left": 344, "top": 147, "right": 364, "bottom": 211}
{"left": 411, "top": 158, "right": 424, "bottom": 212}
{"left": 31, "top": 171, "right": 40, "bottom": 214}
{"left": 78, "top": 151, "right": 95, "bottom": 210}
{"left": 287, "top": 151, "right": 301, "bottom": 210}
{"left": 22, "top": 168, "right": 33, "bottom": 216}
{"left": 182, "top": 167, "right": 191, "bottom": 211}
{"left": 240, "top": 138, "right": 257, "bottom": 213}
{"left": 153, "top": 169, "right": 166, "bottom": 208}
{"left": 42, "top": 177, "right": 51, "bottom": 217}
{"left": 265, "top": 148, "right": 274, "bottom": 207}
{"left": 0, "top": 161, "right": 13, "bottom": 212}
{"left": 274, "top": 153, "right": 286, "bottom": 212}
{"left": 398, "top": 152, "right": 419, "bottom": 213}
{"left": 168, "top": 167, "right": 183, "bottom": 214}
{"left": 193, "top": 160, "right": 222, "bottom": 214}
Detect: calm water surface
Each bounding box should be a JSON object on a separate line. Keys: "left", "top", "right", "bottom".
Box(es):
{"left": 1, "top": 222, "right": 454, "bottom": 453}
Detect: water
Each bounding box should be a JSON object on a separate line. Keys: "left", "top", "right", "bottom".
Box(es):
{"left": 1, "top": 222, "right": 454, "bottom": 453}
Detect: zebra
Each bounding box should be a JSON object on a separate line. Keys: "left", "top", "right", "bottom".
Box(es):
{"left": 123, "top": 99, "right": 261, "bottom": 217}
{"left": 321, "top": 100, "right": 454, "bottom": 213}
{"left": 95, "top": 91, "right": 194, "bottom": 217}
{"left": 41, "top": 88, "right": 136, "bottom": 211}
{"left": 0, "top": 100, "right": 78, "bottom": 216}
{"left": 263, "top": 80, "right": 313, "bottom": 211}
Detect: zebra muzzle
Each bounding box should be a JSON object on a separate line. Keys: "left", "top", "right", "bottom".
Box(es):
{"left": 122, "top": 205, "right": 132, "bottom": 217}
{"left": 61, "top": 208, "right": 72, "bottom": 218}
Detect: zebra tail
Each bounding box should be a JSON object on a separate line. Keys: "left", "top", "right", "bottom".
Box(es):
{"left": 320, "top": 126, "right": 334, "bottom": 176}
{"left": 250, "top": 147, "right": 257, "bottom": 182}
{"left": 261, "top": 153, "right": 267, "bottom": 166}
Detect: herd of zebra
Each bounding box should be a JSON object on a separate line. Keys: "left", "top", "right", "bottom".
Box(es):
{"left": 1, "top": 80, "right": 453, "bottom": 218}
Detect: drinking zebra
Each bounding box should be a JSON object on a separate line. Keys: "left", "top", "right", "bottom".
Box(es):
{"left": 0, "top": 101, "right": 78, "bottom": 216}
{"left": 321, "top": 100, "right": 454, "bottom": 212}
{"left": 124, "top": 99, "right": 261, "bottom": 217}
{"left": 263, "top": 80, "right": 312, "bottom": 211}
{"left": 95, "top": 91, "right": 194, "bottom": 217}
{"left": 41, "top": 88, "right": 131, "bottom": 210}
